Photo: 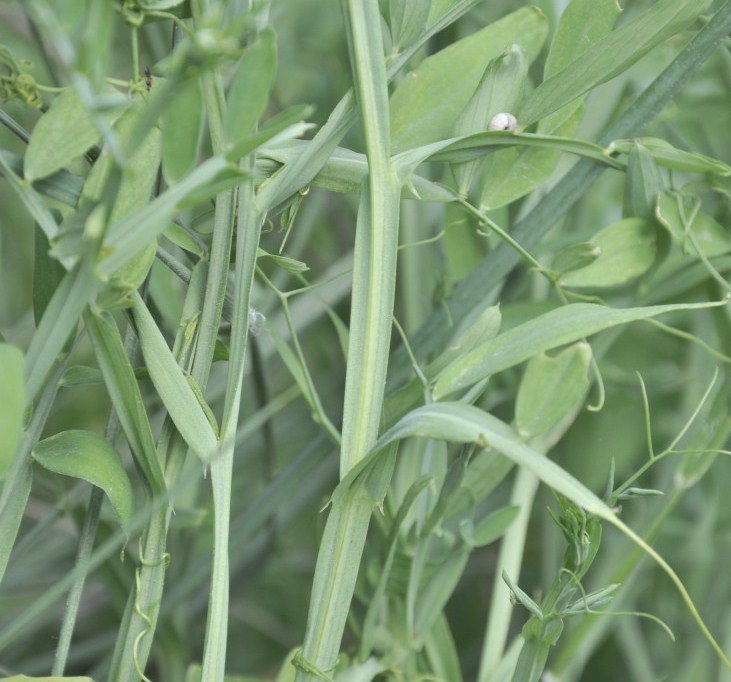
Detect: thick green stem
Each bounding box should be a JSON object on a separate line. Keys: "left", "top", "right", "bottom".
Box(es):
{"left": 293, "top": 0, "right": 399, "bottom": 679}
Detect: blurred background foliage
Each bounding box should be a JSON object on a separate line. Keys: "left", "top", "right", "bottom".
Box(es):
{"left": 1, "top": 1, "right": 731, "bottom": 681}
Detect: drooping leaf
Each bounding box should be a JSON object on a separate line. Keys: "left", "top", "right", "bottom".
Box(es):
{"left": 31, "top": 429, "right": 134, "bottom": 533}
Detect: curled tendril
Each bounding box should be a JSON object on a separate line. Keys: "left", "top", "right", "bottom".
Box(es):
{"left": 132, "top": 542, "right": 171, "bottom": 681}
{"left": 120, "top": 0, "right": 146, "bottom": 27}
{"left": 0, "top": 46, "right": 43, "bottom": 109}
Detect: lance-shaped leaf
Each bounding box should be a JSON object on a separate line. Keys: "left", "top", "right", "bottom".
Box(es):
{"left": 84, "top": 310, "right": 166, "bottom": 493}
{"left": 223, "top": 27, "right": 277, "bottom": 144}
{"left": 130, "top": 292, "right": 219, "bottom": 462}
{"left": 433, "top": 299, "right": 724, "bottom": 399}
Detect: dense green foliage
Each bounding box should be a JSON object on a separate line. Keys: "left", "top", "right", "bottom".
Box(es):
{"left": 1, "top": 1, "right": 731, "bottom": 681}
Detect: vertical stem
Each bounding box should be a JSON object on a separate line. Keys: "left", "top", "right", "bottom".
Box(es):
{"left": 202, "top": 159, "right": 262, "bottom": 680}
{"left": 294, "top": 1, "right": 400, "bottom": 680}
{"left": 338, "top": 0, "right": 401, "bottom": 478}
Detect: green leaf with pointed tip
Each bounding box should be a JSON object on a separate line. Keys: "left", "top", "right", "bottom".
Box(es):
{"left": 0, "top": 344, "right": 24, "bottom": 479}
{"left": 162, "top": 77, "right": 203, "bottom": 184}
{"left": 515, "top": 342, "right": 592, "bottom": 442}
{"left": 223, "top": 28, "right": 277, "bottom": 145}
{"left": 32, "top": 429, "right": 133, "bottom": 533}
{"left": 609, "top": 137, "right": 731, "bottom": 176}
{"left": 433, "top": 299, "right": 723, "bottom": 399}
{"left": 84, "top": 310, "right": 167, "bottom": 494}
{"left": 389, "top": 6, "right": 548, "bottom": 152}
{"left": 518, "top": 0, "right": 713, "bottom": 127}
{"left": 130, "top": 292, "right": 219, "bottom": 461}
{"left": 24, "top": 86, "right": 126, "bottom": 181}
{"left": 257, "top": 248, "right": 309, "bottom": 274}
{"left": 560, "top": 218, "right": 657, "bottom": 288}
{"left": 551, "top": 242, "right": 600, "bottom": 276}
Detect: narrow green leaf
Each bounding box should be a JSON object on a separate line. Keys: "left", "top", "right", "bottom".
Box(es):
{"left": 518, "top": 0, "right": 713, "bottom": 126}
{"left": 257, "top": 248, "right": 309, "bottom": 274}
{"left": 560, "top": 218, "right": 657, "bottom": 288}
{"left": 433, "top": 299, "right": 724, "bottom": 399}
{"left": 390, "top": 6, "right": 548, "bottom": 151}
{"left": 24, "top": 85, "right": 126, "bottom": 181}
{"left": 423, "top": 614, "right": 464, "bottom": 682}
{"left": 623, "top": 143, "right": 666, "bottom": 220}
{"left": 478, "top": 105, "right": 584, "bottom": 210}
{"left": 223, "top": 28, "right": 277, "bottom": 144}
{"left": 24, "top": 263, "right": 96, "bottom": 408}
{"left": 31, "top": 430, "right": 134, "bottom": 533}
{"left": 162, "top": 77, "right": 204, "bottom": 184}
{"left": 130, "top": 292, "right": 219, "bottom": 461}
{"left": 84, "top": 310, "right": 167, "bottom": 493}
{"left": 515, "top": 343, "right": 592, "bottom": 442}
{"left": 0, "top": 344, "right": 24, "bottom": 479}
{"left": 393, "top": 130, "right": 624, "bottom": 180}
{"left": 609, "top": 137, "right": 731, "bottom": 176}
{"left": 0, "top": 151, "right": 60, "bottom": 243}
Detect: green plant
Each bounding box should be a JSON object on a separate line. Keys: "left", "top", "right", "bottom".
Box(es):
{"left": 1, "top": 1, "right": 731, "bottom": 681}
